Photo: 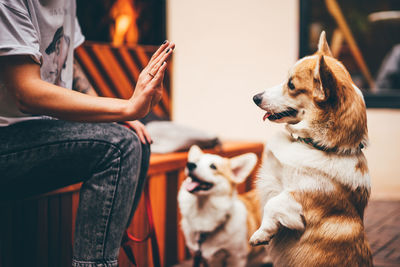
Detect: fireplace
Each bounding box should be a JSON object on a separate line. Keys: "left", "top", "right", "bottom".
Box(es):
{"left": 76, "top": 0, "right": 166, "bottom": 45}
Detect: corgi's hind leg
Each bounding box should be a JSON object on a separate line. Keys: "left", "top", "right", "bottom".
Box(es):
{"left": 249, "top": 191, "right": 304, "bottom": 246}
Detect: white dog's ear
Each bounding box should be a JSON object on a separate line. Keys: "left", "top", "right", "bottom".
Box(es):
{"left": 230, "top": 153, "right": 258, "bottom": 184}
{"left": 188, "top": 145, "right": 203, "bottom": 162}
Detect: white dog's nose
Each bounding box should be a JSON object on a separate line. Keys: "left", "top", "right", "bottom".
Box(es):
{"left": 186, "top": 162, "right": 197, "bottom": 172}
{"left": 253, "top": 93, "right": 263, "bottom": 106}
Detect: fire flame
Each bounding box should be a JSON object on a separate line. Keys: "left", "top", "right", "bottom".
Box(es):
{"left": 110, "top": 0, "right": 139, "bottom": 45}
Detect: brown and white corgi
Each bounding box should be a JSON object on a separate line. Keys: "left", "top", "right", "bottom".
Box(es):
{"left": 250, "top": 31, "right": 373, "bottom": 267}
{"left": 178, "top": 145, "right": 269, "bottom": 267}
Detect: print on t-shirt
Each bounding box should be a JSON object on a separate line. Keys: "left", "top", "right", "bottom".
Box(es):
{"left": 44, "top": 26, "right": 70, "bottom": 87}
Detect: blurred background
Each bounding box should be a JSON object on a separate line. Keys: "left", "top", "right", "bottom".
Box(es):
{"left": 76, "top": 0, "right": 400, "bottom": 199}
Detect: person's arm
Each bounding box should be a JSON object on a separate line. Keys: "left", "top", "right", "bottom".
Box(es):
{"left": 72, "top": 58, "right": 152, "bottom": 144}
{"left": 72, "top": 59, "right": 97, "bottom": 96}
{"left": 0, "top": 41, "right": 174, "bottom": 123}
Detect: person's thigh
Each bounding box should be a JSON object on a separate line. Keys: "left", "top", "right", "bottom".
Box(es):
{"left": 0, "top": 119, "right": 140, "bottom": 200}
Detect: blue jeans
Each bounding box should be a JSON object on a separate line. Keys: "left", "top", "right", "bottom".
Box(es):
{"left": 0, "top": 119, "right": 150, "bottom": 267}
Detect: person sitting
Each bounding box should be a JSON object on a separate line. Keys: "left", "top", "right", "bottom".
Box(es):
{"left": 0, "top": 0, "right": 174, "bottom": 266}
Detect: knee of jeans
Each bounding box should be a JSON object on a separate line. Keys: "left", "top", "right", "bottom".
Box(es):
{"left": 94, "top": 124, "right": 142, "bottom": 169}
{"left": 115, "top": 126, "right": 142, "bottom": 159}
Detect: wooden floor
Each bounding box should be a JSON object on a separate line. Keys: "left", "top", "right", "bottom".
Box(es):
{"left": 365, "top": 200, "right": 400, "bottom": 267}
{"left": 175, "top": 200, "right": 400, "bottom": 267}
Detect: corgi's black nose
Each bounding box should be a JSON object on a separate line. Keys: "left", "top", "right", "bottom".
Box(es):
{"left": 187, "top": 162, "right": 197, "bottom": 172}
{"left": 253, "top": 93, "right": 263, "bottom": 106}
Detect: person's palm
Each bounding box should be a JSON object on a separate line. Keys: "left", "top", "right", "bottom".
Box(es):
{"left": 130, "top": 41, "right": 174, "bottom": 119}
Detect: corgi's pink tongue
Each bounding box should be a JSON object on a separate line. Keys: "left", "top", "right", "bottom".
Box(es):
{"left": 186, "top": 180, "right": 200, "bottom": 192}
{"left": 263, "top": 112, "right": 271, "bottom": 121}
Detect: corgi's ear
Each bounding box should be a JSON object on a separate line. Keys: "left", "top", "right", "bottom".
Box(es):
{"left": 188, "top": 145, "right": 203, "bottom": 162}
{"left": 229, "top": 153, "right": 258, "bottom": 184}
{"left": 313, "top": 55, "right": 338, "bottom": 103}
{"left": 317, "top": 31, "right": 333, "bottom": 57}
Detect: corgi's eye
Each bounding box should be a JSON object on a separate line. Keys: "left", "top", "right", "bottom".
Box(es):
{"left": 210, "top": 163, "right": 217, "bottom": 170}
{"left": 288, "top": 79, "right": 295, "bottom": 90}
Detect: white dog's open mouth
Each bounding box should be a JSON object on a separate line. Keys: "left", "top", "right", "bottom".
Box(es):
{"left": 263, "top": 107, "right": 298, "bottom": 121}
{"left": 185, "top": 175, "right": 214, "bottom": 193}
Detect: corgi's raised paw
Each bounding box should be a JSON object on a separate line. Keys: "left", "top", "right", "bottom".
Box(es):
{"left": 249, "top": 229, "right": 272, "bottom": 246}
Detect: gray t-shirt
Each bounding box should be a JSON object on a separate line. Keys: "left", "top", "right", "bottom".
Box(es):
{"left": 0, "top": 0, "right": 84, "bottom": 126}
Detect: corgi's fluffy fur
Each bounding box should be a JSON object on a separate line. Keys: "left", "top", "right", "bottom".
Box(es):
{"left": 250, "top": 32, "right": 373, "bottom": 267}
{"left": 178, "top": 146, "right": 269, "bottom": 267}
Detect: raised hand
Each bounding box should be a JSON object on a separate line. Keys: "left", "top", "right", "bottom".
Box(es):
{"left": 129, "top": 41, "right": 175, "bottom": 119}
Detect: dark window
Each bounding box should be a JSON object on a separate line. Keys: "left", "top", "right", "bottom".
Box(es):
{"left": 299, "top": 0, "right": 400, "bottom": 108}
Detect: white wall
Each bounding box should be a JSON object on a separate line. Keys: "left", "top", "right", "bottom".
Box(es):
{"left": 365, "top": 109, "right": 400, "bottom": 200}
{"left": 167, "top": 0, "right": 299, "bottom": 142}
{"left": 166, "top": 0, "right": 400, "bottom": 200}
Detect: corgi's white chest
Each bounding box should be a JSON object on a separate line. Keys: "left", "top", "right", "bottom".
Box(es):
{"left": 178, "top": 190, "right": 249, "bottom": 261}
{"left": 178, "top": 191, "right": 233, "bottom": 232}
{"left": 257, "top": 131, "right": 370, "bottom": 204}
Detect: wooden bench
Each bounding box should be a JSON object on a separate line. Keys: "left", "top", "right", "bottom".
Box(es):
{"left": 0, "top": 43, "right": 264, "bottom": 267}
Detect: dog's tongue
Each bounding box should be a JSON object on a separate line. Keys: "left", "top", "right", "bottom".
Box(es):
{"left": 263, "top": 112, "right": 271, "bottom": 121}
{"left": 185, "top": 180, "right": 200, "bottom": 192}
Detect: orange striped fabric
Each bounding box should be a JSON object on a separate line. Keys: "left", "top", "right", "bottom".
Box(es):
{"left": 74, "top": 42, "right": 171, "bottom": 120}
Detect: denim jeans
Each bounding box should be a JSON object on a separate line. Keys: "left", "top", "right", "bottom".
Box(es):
{"left": 0, "top": 119, "right": 150, "bottom": 267}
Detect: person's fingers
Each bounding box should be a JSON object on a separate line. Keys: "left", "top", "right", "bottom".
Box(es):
{"left": 138, "top": 132, "right": 146, "bottom": 144}
{"left": 149, "top": 45, "right": 174, "bottom": 76}
{"left": 143, "top": 42, "right": 168, "bottom": 78}
{"left": 149, "top": 65, "right": 167, "bottom": 98}
{"left": 152, "top": 61, "right": 167, "bottom": 82}
{"left": 123, "top": 121, "right": 147, "bottom": 144}
{"left": 141, "top": 125, "right": 152, "bottom": 144}
{"left": 148, "top": 40, "right": 169, "bottom": 67}
{"left": 139, "top": 43, "right": 174, "bottom": 87}
{"left": 153, "top": 43, "right": 174, "bottom": 66}
{"left": 135, "top": 126, "right": 146, "bottom": 144}
{"left": 136, "top": 123, "right": 152, "bottom": 144}
{"left": 147, "top": 43, "right": 175, "bottom": 75}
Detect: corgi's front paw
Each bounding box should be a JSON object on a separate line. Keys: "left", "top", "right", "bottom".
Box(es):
{"left": 249, "top": 229, "right": 273, "bottom": 246}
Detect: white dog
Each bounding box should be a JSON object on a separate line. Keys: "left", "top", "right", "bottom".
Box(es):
{"left": 178, "top": 145, "right": 269, "bottom": 267}
{"left": 250, "top": 32, "right": 373, "bottom": 267}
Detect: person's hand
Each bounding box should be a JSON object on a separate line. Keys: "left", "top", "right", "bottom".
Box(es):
{"left": 129, "top": 41, "right": 175, "bottom": 119}
{"left": 123, "top": 120, "right": 152, "bottom": 144}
